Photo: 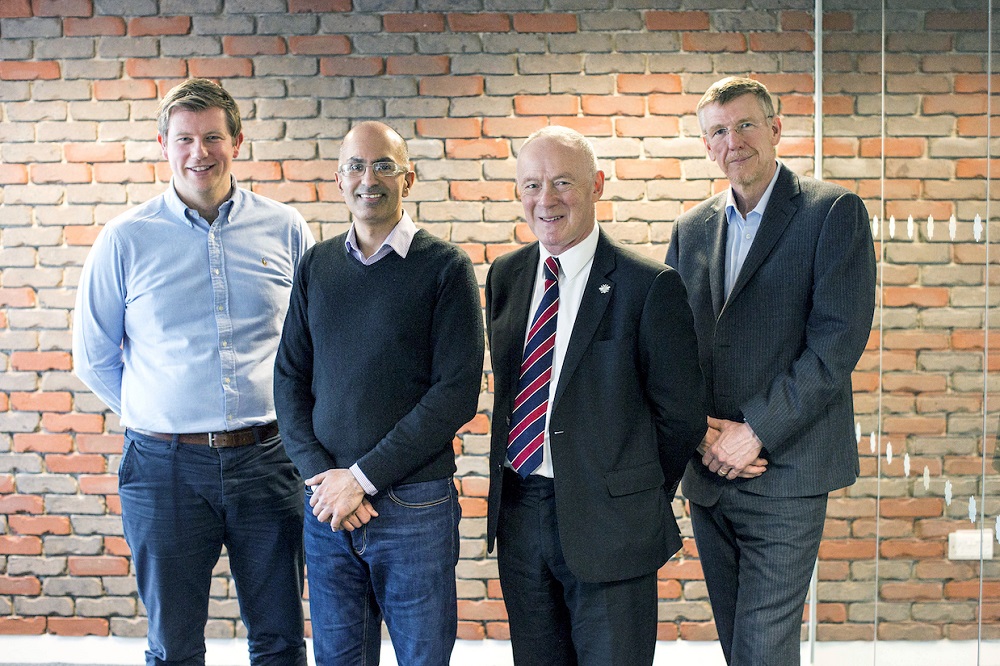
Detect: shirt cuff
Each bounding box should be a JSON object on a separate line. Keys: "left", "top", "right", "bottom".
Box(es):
{"left": 350, "top": 463, "right": 378, "bottom": 496}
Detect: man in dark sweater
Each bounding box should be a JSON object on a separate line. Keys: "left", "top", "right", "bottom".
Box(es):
{"left": 273, "top": 121, "right": 484, "bottom": 666}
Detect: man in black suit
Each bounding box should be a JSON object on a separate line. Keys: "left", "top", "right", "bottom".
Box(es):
{"left": 666, "top": 77, "right": 876, "bottom": 665}
{"left": 486, "top": 126, "right": 707, "bottom": 665}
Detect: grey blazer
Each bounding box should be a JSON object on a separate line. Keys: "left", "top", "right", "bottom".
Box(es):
{"left": 666, "top": 164, "right": 876, "bottom": 505}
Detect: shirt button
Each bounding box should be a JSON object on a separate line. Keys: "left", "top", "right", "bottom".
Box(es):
{"left": 214, "top": 269, "right": 220, "bottom": 275}
{"left": 222, "top": 341, "right": 228, "bottom": 347}
{"left": 745, "top": 233, "right": 751, "bottom": 240}
{"left": 218, "top": 306, "right": 223, "bottom": 311}
{"left": 224, "top": 377, "right": 230, "bottom": 384}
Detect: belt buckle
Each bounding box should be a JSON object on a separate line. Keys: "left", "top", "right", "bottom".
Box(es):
{"left": 208, "top": 432, "right": 220, "bottom": 448}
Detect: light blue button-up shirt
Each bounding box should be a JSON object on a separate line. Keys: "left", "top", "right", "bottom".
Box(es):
{"left": 73, "top": 180, "right": 315, "bottom": 433}
{"left": 724, "top": 162, "right": 782, "bottom": 299}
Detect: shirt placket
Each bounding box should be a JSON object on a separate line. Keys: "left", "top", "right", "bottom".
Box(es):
{"left": 209, "top": 220, "right": 239, "bottom": 428}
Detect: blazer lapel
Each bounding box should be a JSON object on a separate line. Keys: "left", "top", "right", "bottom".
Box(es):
{"left": 706, "top": 203, "right": 728, "bottom": 319}
{"left": 551, "top": 230, "right": 615, "bottom": 410}
{"left": 505, "top": 244, "right": 540, "bottom": 401}
{"left": 726, "top": 165, "right": 800, "bottom": 304}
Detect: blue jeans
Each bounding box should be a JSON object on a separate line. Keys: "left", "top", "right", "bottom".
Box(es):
{"left": 119, "top": 430, "right": 306, "bottom": 666}
{"left": 303, "top": 476, "right": 461, "bottom": 666}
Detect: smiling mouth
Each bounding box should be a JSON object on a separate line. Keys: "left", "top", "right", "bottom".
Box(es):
{"left": 539, "top": 215, "right": 563, "bottom": 223}
{"left": 188, "top": 165, "right": 213, "bottom": 173}
{"left": 358, "top": 193, "right": 384, "bottom": 201}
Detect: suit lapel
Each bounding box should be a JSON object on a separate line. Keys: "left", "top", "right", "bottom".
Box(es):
{"left": 725, "top": 165, "right": 800, "bottom": 305}
{"left": 505, "top": 244, "right": 540, "bottom": 401}
{"left": 551, "top": 230, "right": 615, "bottom": 410}
{"left": 706, "top": 202, "right": 728, "bottom": 319}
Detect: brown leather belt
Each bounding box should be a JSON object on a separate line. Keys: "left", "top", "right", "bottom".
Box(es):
{"left": 139, "top": 422, "right": 279, "bottom": 448}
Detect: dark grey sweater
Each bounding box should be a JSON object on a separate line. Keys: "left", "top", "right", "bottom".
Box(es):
{"left": 274, "top": 230, "right": 484, "bottom": 491}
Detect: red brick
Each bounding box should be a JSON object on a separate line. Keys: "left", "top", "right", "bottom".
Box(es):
{"left": 223, "top": 36, "right": 287, "bottom": 56}
{"left": 0, "top": 475, "right": 13, "bottom": 493}
{"left": 754, "top": 74, "right": 814, "bottom": 94}
{"left": 880, "top": 498, "right": 944, "bottom": 518}
{"left": 12, "top": 434, "right": 73, "bottom": 453}
{"left": 65, "top": 142, "right": 125, "bottom": 163}
{"left": 64, "top": 16, "right": 125, "bottom": 36}
{"left": 956, "top": 158, "right": 1000, "bottom": 179}
{"left": 458, "top": 622, "right": 485, "bottom": 640}
{"left": 41, "top": 413, "right": 105, "bottom": 434}
{"left": 0, "top": 163, "right": 28, "bottom": 184}
{"left": 30, "top": 163, "right": 92, "bottom": 185}
{"left": 48, "top": 618, "right": 110, "bottom": 637}
{"left": 94, "top": 79, "right": 158, "bottom": 100}
{"left": 0, "top": 536, "right": 42, "bottom": 555}
{"left": 548, "top": 116, "right": 613, "bottom": 137}
{"left": 386, "top": 55, "right": 450, "bottom": 76}
{"left": 420, "top": 75, "right": 484, "bottom": 97}
{"left": 32, "top": 0, "right": 91, "bottom": 17}
{"left": 0, "top": 61, "right": 60, "bottom": 80}
{"left": 125, "top": 58, "right": 187, "bottom": 79}
{"left": 68, "top": 556, "right": 129, "bottom": 577}
{"left": 0, "top": 617, "right": 46, "bottom": 635}
{"left": 451, "top": 181, "right": 515, "bottom": 201}
{"left": 946, "top": 581, "right": 1000, "bottom": 599}
{"left": 10, "top": 351, "right": 71, "bottom": 371}
{"left": 647, "top": 94, "right": 700, "bottom": 116}
{"left": 105, "top": 536, "right": 131, "bottom": 557}
{"left": 658, "top": 560, "right": 704, "bottom": 580}
{"left": 230, "top": 161, "right": 282, "bottom": 182}
{"left": 486, "top": 244, "right": 521, "bottom": 262}
{"left": 482, "top": 117, "right": 546, "bottom": 138}
{"left": 615, "top": 117, "right": 679, "bottom": 138}
{"left": 0, "top": 495, "right": 43, "bottom": 515}
{"left": 750, "top": 32, "right": 814, "bottom": 52}
{"left": 881, "top": 539, "right": 945, "bottom": 559}
{"left": 615, "top": 159, "right": 681, "bottom": 181}
{"left": 460, "top": 476, "right": 489, "bottom": 497}
{"left": 188, "top": 58, "right": 254, "bottom": 79}
{"left": 459, "top": 413, "right": 489, "bottom": 435}
{"left": 459, "top": 496, "right": 487, "bottom": 517}
{"left": 75, "top": 433, "right": 124, "bottom": 454}
{"left": 581, "top": 95, "right": 645, "bottom": 117}
{"left": 683, "top": 32, "right": 747, "bottom": 53}
{"left": 289, "top": 35, "right": 351, "bottom": 55}
{"left": 0, "top": 0, "right": 30, "bottom": 17}
{"left": 416, "top": 118, "right": 481, "bottom": 139}
{"left": 94, "top": 163, "right": 156, "bottom": 184}
{"left": 512, "top": 13, "right": 577, "bottom": 33}
{"left": 456, "top": 243, "right": 485, "bottom": 264}
{"left": 251, "top": 182, "right": 317, "bottom": 203}
{"left": 680, "top": 622, "right": 718, "bottom": 641}
{"left": 859, "top": 137, "right": 925, "bottom": 158}
{"left": 445, "top": 139, "right": 510, "bottom": 160}
{"left": 881, "top": 287, "right": 949, "bottom": 308}
{"left": 282, "top": 161, "right": 339, "bottom": 182}
{"left": 128, "top": 16, "right": 190, "bottom": 36}
{"left": 447, "top": 13, "right": 510, "bottom": 33}
{"left": 954, "top": 74, "right": 1000, "bottom": 93}
{"left": 8, "top": 515, "right": 71, "bottom": 536}
{"left": 781, "top": 11, "right": 813, "bottom": 31}
{"left": 646, "top": 11, "right": 709, "bottom": 31}
{"left": 289, "top": 0, "right": 350, "bottom": 10}
{"left": 514, "top": 95, "right": 578, "bottom": 116}
{"left": 458, "top": 599, "right": 508, "bottom": 621}
{"left": 45, "top": 454, "right": 107, "bottom": 474}
{"left": 384, "top": 13, "right": 445, "bottom": 33}
{"left": 0, "top": 575, "right": 41, "bottom": 595}
{"left": 320, "top": 57, "right": 384, "bottom": 77}
{"left": 64, "top": 226, "right": 103, "bottom": 246}
{"left": 79, "top": 474, "right": 119, "bottom": 495}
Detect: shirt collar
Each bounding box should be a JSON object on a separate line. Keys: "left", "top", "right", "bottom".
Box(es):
{"left": 345, "top": 210, "right": 418, "bottom": 259}
{"left": 725, "top": 161, "right": 782, "bottom": 224}
{"left": 539, "top": 222, "right": 600, "bottom": 281}
{"left": 164, "top": 176, "right": 241, "bottom": 228}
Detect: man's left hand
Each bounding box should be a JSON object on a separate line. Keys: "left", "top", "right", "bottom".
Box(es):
{"left": 305, "top": 468, "right": 368, "bottom": 531}
{"left": 702, "top": 418, "right": 765, "bottom": 480}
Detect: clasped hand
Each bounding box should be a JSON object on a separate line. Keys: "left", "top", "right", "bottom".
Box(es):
{"left": 305, "top": 468, "right": 379, "bottom": 532}
{"left": 699, "top": 417, "right": 768, "bottom": 481}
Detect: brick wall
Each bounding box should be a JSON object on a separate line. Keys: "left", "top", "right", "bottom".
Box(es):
{"left": 0, "top": 0, "right": 997, "bottom": 645}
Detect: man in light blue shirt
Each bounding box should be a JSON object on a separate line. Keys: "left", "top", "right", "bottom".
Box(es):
{"left": 73, "top": 78, "right": 314, "bottom": 666}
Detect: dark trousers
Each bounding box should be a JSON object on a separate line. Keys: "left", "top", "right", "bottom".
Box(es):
{"left": 120, "top": 430, "right": 306, "bottom": 666}
{"left": 497, "top": 469, "right": 657, "bottom": 666}
{"left": 690, "top": 485, "right": 828, "bottom": 666}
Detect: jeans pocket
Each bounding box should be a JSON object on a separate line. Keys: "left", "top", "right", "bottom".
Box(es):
{"left": 386, "top": 478, "right": 453, "bottom": 509}
{"left": 118, "top": 437, "right": 136, "bottom": 487}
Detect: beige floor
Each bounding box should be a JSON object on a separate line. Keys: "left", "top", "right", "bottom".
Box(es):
{"left": 1, "top": 636, "right": 999, "bottom": 666}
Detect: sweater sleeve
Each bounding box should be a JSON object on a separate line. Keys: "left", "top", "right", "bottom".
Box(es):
{"left": 355, "top": 250, "right": 485, "bottom": 491}
{"left": 273, "top": 248, "right": 337, "bottom": 479}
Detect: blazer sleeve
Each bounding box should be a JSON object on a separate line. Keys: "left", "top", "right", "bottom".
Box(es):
{"left": 640, "top": 268, "right": 708, "bottom": 488}
{"left": 741, "top": 191, "right": 876, "bottom": 452}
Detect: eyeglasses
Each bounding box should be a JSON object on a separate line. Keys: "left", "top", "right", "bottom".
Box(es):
{"left": 337, "top": 161, "right": 408, "bottom": 179}
{"left": 703, "top": 117, "right": 773, "bottom": 147}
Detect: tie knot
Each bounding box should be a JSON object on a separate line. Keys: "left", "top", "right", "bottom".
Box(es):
{"left": 544, "top": 256, "right": 560, "bottom": 281}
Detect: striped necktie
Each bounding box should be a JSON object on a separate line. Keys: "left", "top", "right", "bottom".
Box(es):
{"left": 507, "top": 256, "right": 559, "bottom": 477}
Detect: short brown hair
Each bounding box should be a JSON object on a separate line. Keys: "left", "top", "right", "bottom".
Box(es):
{"left": 156, "top": 78, "right": 242, "bottom": 139}
{"left": 696, "top": 77, "right": 775, "bottom": 130}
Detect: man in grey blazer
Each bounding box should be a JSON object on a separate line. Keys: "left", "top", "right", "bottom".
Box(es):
{"left": 487, "top": 126, "right": 707, "bottom": 665}
{"left": 666, "top": 77, "right": 876, "bottom": 665}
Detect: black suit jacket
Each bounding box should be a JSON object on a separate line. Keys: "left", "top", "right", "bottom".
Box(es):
{"left": 486, "top": 229, "right": 707, "bottom": 583}
{"left": 666, "top": 164, "right": 876, "bottom": 505}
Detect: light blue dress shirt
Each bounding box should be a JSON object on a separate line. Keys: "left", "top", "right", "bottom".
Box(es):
{"left": 73, "top": 180, "right": 315, "bottom": 433}
{"left": 724, "top": 162, "right": 782, "bottom": 299}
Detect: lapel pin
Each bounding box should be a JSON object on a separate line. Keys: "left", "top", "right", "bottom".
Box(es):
{"left": 599, "top": 283, "right": 611, "bottom": 294}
